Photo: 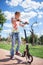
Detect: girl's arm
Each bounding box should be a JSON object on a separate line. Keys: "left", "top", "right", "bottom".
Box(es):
{"left": 11, "top": 18, "right": 17, "bottom": 28}
{"left": 19, "top": 21, "right": 29, "bottom": 27}
{"left": 19, "top": 23, "right": 24, "bottom": 27}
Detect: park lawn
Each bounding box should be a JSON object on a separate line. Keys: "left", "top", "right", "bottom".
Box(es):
{"left": 0, "top": 42, "right": 43, "bottom": 58}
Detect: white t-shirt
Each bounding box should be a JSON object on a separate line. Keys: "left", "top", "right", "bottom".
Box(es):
{"left": 12, "top": 18, "right": 20, "bottom": 33}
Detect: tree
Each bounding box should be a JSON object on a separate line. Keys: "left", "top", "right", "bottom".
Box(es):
{"left": 28, "top": 34, "right": 38, "bottom": 45}
{"left": 0, "top": 9, "right": 6, "bottom": 32}
{"left": 38, "top": 35, "right": 43, "bottom": 45}
{"left": 30, "top": 26, "right": 34, "bottom": 45}
{"left": 29, "top": 22, "right": 37, "bottom": 45}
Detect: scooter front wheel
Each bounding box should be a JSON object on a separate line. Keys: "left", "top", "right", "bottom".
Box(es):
{"left": 26, "top": 55, "right": 33, "bottom": 64}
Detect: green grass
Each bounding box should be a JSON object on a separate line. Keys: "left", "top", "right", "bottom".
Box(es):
{"left": 0, "top": 42, "right": 43, "bottom": 58}
{"left": 29, "top": 45, "right": 43, "bottom": 58}
{"left": 0, "top": 42, "right": 11, "bottom": 50}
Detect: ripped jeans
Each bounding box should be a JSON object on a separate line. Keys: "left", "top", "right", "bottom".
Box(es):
{"left": 10, "top": 32, "right": 21, "bottom": 56}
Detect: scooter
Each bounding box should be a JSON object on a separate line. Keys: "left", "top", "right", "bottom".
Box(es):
{"left": 22, "top": 22, "right": 33, "bottom": 64}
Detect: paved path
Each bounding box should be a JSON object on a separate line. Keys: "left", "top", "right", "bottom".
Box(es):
{"left": 0, "top": 49, "right": 43, "bottom": 65}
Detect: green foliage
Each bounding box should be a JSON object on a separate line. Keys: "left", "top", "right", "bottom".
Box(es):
{"left": 27, "top": 34, "right": 38, "bottom": 45}
{"left": 0, "top": 9, "right": 6, "bottom": 31}
{"left": 38, "top": 35, "right": 43, "bottom": 45}
{"left": 0, "top": 27, "right": 2, "bottom": 31}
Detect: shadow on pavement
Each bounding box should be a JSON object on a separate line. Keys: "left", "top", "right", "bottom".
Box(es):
{"left": 0, "top": 58, "right": 10, "bottom": 62}
{"left": 0, "top": 55, "right": 31, "bottom": 65}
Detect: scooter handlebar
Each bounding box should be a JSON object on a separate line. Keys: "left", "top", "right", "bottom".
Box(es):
{"left": 22, "top": 22, "right": 29, "bottom": 25}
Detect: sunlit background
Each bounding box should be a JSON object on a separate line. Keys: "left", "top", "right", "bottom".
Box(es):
{"left": 0, "top": 0, "right": 43, "bottom": 38}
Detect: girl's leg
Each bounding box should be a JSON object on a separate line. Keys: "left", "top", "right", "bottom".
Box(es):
{"left": 16, "top": 33, "right": 21, "bottom": 53}
{"left": 10, "top": 33, "right": 15, "bottom": 58}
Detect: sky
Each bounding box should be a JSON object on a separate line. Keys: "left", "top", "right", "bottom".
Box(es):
{"left": 0, "top": 0, "right": 43, "bottom": 38}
